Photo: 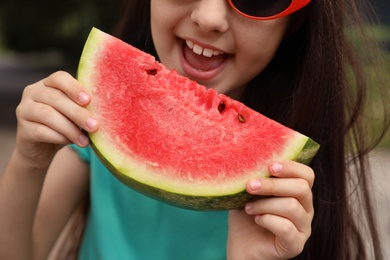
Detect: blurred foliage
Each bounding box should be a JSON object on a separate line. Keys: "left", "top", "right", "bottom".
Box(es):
{"left": 0, "top": 0, "right": 123, "bottom": 62}
{"left": 346, "top": 24, "right": 390, "bottom": 149}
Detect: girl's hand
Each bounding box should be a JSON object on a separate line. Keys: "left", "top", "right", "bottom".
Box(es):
{"left": 14, "top": 71, "right": 99, "bottom": 170}
{"left": 227, "top": 161, "right": 314, "bottom": 260}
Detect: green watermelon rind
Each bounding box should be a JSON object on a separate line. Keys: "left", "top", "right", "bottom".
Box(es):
{"left": 87, "top": 129, "right": 315, "bottom": 196}
{"left": 89, "top": 136, "right": 319, "bottom": 211}
{"left": 293, "top": 138, "right": 321, "bottom": 164}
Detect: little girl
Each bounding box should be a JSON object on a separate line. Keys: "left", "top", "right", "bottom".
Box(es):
{"left": 0, "top": 0, "right": 388, "bottom": 259}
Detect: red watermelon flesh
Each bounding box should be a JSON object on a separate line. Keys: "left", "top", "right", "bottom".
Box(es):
{"left": 77, "top": 28, "right": 320, "bottom": 210}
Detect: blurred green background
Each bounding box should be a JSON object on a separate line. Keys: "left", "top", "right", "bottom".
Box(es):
{"left": 0, "top": 0, "right": 389, "bottom": 147}
{"left": 0, "top": 0, "right": 122, "bottom": 62}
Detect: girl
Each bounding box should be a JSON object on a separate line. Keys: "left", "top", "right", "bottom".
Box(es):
{"left": 0, "top": 0, "right": 388, "bottom": 259}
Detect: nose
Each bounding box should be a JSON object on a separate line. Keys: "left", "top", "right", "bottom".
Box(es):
{"left": 191, "top": 0, "right": 230, "bottom": 33}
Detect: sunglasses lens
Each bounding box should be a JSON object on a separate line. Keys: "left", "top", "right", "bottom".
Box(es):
{"left": 231, "top": 0, "right": 293, "bottom": 18}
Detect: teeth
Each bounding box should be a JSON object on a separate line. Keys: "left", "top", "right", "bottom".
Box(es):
{"left": 186, "top": 40, "right": 194, "bottom": 49}
{"left": 202, "top": 48, "right": 214, "bottom": 58}
{"left": 193, "top": 44, "right": 203, "bottom": 55}
{"left": 185, "top": 40, "right": 223, "bottom": 57}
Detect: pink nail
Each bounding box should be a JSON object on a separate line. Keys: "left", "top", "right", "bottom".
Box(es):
{"left": 79, "top": 134, "right": 89, "bottom": 146}
{"left": 86, "top": 117, "right": 97, "bottom": 129}
{"left": 271, "top": 162, "right": 283, "bottom": 173}
{"left": 79, "top": 92, "right": 89, "bottom": 103}
{"left": 245, "top": 202, "right": 253, "bottom": 211}
{"left": 249, "top": 180, "right": 261, "bottom": 190}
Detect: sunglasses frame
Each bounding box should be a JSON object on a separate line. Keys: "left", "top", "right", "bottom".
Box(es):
{"left": 227, "top": 0, "right": 311, "bottom": 20}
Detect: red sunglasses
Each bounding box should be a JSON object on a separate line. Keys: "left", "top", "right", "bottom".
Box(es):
{"left": 227, "top": 0, "right": 311, "bottom": 20}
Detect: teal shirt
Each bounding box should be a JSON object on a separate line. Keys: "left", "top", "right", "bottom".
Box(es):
{"left": 70, "top": 145, "right": 228, "bottom": 259}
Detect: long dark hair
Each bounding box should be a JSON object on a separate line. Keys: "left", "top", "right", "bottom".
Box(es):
{"left": 113, "top": 1, "right": 389, "bottom": 259}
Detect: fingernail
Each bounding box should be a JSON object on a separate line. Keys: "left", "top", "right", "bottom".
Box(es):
{"left": 79, "top": 92, "right": 89, "bottom": 103}
{"left": 271, "top": 162, "right": 283, "bottom": 174}
{"left": 245, "top": 202, "right": 253, "bottom": 211}
{"left": 86, "top": 117, "right": 97, "bottom": 129}
{"left": 255, "top": 215, "right": 262, "bottom": 223}
{"left": 249, "top": 180, "right": 261, "bottom": 191}
{"left": 79, "top": 134, "right": 89, "bottom": 146}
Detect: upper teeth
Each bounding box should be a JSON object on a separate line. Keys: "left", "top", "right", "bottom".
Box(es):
{"left": 186, "top": 40, "right": 223, "bottom": 58}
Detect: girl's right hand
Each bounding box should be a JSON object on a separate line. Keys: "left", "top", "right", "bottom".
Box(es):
{"left": 15, "top": 71, "right": 99, "bottom": 170}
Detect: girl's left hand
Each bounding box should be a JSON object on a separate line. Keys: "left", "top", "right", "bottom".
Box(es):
{"left": 227, "top": 160, "right": 315, "bottom": 260}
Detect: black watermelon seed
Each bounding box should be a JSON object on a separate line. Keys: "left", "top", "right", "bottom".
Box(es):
{"left": 218, "top": 102, "right": 226, "bottom": 112}
{"left": 238, "top": 114, "right": 246, "bottom": 123}
{"left": 147, "top": 69, "right": 158, "bottom": 75}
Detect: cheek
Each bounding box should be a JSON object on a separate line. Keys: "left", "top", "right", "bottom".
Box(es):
{"left": 150, "top": 1, "right": 183, "bottom": 59}
{"left": 150, "top": 2, "right": 167, "bottom": 38}
{"left": 150, "top": 0, "right": 177, "bottom": 39}
{"left": 150, "top": 4, "right": 172, "bottom": 60}
{"left": 235, "top": 19, "right": 290, "bottom": 71}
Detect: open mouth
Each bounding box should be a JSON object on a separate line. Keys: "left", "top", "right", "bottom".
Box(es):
{"left": 183, "top": 40, "right": 229, "bottom": 73}
{"left": 186, "top": 40, "right": 223, "bottom": 57}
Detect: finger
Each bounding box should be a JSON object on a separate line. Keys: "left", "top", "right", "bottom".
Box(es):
{"left": 43, "top": 71, "right": 91, "bottom": 106}
{"left": 20, "top": 101, "right": 89, "bottom": 147}
{"left": 31, "top": 86, "right": 98, "bottom": 133}
{"left": 20, "top": 120, "right": 72, "bottom": 145}
{"left": 245, "top": 197, "right": 312, "bottom": 234}
{"left": 246, "top": 178, "right": 313, "bottom": 214}
{"left": 269, "top": 161, "right": 315, "bottom": 188}
{"left": 254, "top": 214, "right": 306, "bottom": 258}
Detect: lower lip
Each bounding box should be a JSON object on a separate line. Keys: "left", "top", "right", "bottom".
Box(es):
{"left": 179, "top": 43, "right": 228, "bottom": 82}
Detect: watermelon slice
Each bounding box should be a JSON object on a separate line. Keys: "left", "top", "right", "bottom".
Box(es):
{"left": 77, "top": 28, "right": 319, "bottom": 211}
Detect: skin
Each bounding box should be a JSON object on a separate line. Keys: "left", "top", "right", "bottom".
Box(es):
{"left": 0, "top": 72, "right": 96, "bottom": 260}
{"left": 0, "top": 1, "right": 314, "bottom": 259}
{"left": 151, "top": 0, "right": 291, "bottom": 95}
